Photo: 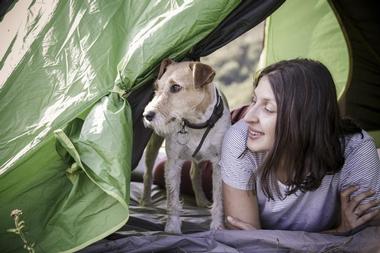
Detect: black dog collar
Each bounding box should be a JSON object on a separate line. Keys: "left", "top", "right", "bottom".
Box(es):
{"left": 180, "top": 88, "right": 224, "bottom": 158}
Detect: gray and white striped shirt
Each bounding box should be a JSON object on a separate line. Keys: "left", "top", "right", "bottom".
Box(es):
{"left": 221, "top": 120, "right": 380, "bottom": 232}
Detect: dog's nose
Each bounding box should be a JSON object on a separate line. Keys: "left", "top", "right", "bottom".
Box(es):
{"left": 143, "top": 111, "right": 156, "bottom": 122}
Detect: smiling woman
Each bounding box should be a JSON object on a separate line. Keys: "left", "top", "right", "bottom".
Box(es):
{"left": 244, "top": 76, "right": 277, "bottom": 153}
{"left": 222, "top": 58, "right": 380, "bottom": 234}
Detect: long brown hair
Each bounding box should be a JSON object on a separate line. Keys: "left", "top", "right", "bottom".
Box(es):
{"left": 255, "top": 59, "right": 361, "bottom": 200}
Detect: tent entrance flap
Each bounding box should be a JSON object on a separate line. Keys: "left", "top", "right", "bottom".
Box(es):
{"left": 0, "top": 0, "right": 240, "bottom": 252}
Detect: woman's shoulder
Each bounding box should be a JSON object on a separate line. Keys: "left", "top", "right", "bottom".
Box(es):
{"left": 222, "top": 120, "right": 248, "bottom": 156}
{"left": 223, "top": 119, "right": 265, "bottom": 161}
{"left": 339, "top": 129, "right": 380, "bottom": 180}
{"left": 338, "top": 129, "right": 380, "bottom": 196}
{"left": 222, "top": 119, "right": 248, "bottom": 154}
{"left": 224, "top": 119, "right": 248, "bottom": 143}
{"left": 229, "top": 118, "right": 249, "bottom": 132}
{"left": 343, "top": 130, "right": 375, "bottom": 155}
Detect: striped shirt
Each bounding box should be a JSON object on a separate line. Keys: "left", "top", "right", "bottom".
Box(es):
{"left": 221, "top": 120, "right": 380, "bottom": 232}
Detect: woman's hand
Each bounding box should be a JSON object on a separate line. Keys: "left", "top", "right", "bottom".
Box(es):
{"left": 336, "top": 185, "right": 380, "bottom": 233}
{"left": 226, "top": 216, "right": 258, "bottom": 230}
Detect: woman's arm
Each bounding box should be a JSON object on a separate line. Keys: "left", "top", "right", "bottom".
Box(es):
{"left": 223, "top": 182, "right": 261, "bottom": 229}
{"left": 219, "top": 121, "right": 262, "bottom": 229}
{"left": 334, "top": 134, "right": 380, "bottom": 233}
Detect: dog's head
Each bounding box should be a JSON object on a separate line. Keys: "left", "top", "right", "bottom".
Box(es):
{"left": 143, "top": 59, "right": 216, "bottom": 136}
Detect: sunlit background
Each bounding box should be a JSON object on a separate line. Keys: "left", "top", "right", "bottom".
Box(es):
{"left": 202, "top": 22, "right": 264, "bottom": 110}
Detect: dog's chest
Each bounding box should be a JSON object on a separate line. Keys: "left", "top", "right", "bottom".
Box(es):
{"left": 166, "top": 131, "right": 221, "bottom": 162}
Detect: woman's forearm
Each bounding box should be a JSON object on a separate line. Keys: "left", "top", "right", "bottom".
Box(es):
{"left": 223, "top": 182, "right": 261, "bottom": 229}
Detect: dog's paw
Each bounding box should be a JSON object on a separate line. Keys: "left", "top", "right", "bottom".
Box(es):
{"left": 210, "top": 220, "right": 225, "bottom": 231}
{"left": 165, "top": 217, "right": 182, "bottom": 234}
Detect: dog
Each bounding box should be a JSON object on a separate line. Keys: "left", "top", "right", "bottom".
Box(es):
{"left": 141, "top": 59, "right": 230, "bottom": 233}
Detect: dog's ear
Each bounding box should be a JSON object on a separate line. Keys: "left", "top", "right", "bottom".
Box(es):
{"left": 157, "top": 58, "right": 174, "bottom": 79}
{"left": 190, "top": 62, "right": 215, "bottom": 88}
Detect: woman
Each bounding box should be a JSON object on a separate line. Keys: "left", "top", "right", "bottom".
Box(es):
{"left": 222, "top": 59, "right": 380, "bottom": 234}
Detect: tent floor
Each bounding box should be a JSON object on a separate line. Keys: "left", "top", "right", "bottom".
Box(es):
{"left": 80, "top": 181, "right": 380, "bottom": 253}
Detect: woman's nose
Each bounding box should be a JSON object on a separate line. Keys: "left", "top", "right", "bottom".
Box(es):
{"left": 243, "top": 104, "right": 259, "bottom": 123}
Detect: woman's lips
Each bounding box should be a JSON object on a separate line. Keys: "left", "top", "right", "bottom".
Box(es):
{"left": 248, "top": 128, "right": 264, "bottom": 139}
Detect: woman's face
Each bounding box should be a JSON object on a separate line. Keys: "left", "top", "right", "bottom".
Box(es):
{"left": 244, "top": 76, "right": 277, "bottom": 152}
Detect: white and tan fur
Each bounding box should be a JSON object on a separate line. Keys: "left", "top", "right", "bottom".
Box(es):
{"left": 141, "top": 59, "right": 230, "bottom": 233}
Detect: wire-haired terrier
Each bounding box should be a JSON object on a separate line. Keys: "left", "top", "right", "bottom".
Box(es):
{"left": 142, "top": 59, "right": 230, "bottom": 233}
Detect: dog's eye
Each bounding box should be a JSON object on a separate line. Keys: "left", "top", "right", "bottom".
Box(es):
{"left": 169, "top": 84, "right": 182, "bottom": 93}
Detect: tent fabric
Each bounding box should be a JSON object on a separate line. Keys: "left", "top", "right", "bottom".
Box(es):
{"left": 80, "top": 182, "right": 380, "bottom": 253}
{"left": 332, "top": 0, "right": 380, "bottom": 131}
{"left": 0, "top": 0, "right": 14, "bottom": 20}
{"left": 190, "top": 0, "right": 285, "bottom": 58}
{"left": 0, "top": 1, "right": 240, "bottom": 252}
{"left": 259, "top": 0, "right": 380, "bottom": 133}
{"left": 126, "top": 81, "right": 154, "bottom": 170}
{"left": 258, "top": 0, "right": 349, "bottom": 99}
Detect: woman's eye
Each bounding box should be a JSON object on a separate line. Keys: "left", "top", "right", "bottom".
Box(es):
{"left": 170, "top": 84, "right": 182, "bottom": 93}
{"left": 265, "top": 107, "right": 273, "bottom": 113}
{"left": 265, "top": 106, "right": 276, "bottom": 113}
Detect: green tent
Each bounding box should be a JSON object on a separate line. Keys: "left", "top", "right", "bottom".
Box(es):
{"left": 1, "top": 0, "right": 379, "bottom": 252}
{"left": 0, "top": 1, "right": 243, "bottom": 252}
{"left": 259, "top": 0, "right": 380, "bottom": 144}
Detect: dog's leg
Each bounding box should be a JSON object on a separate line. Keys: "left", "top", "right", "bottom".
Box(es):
{"left": 190, "top": 161, "right": 211, "bottom": 207}
{"left": 209, "top": 159, "right": 224, "bottom": 230}
{"left": 164, "top": 158, "right": 184, "bottom": 234}
{"left": 140, "top": 133, "right": 164, "bottom": 206}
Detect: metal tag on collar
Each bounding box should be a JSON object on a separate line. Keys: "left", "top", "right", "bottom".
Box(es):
{"left": 179, "top": 120, "right": 188, "bottom": 134}
{"left": 176, "top": 121, "right": 189, "bottom": 145}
